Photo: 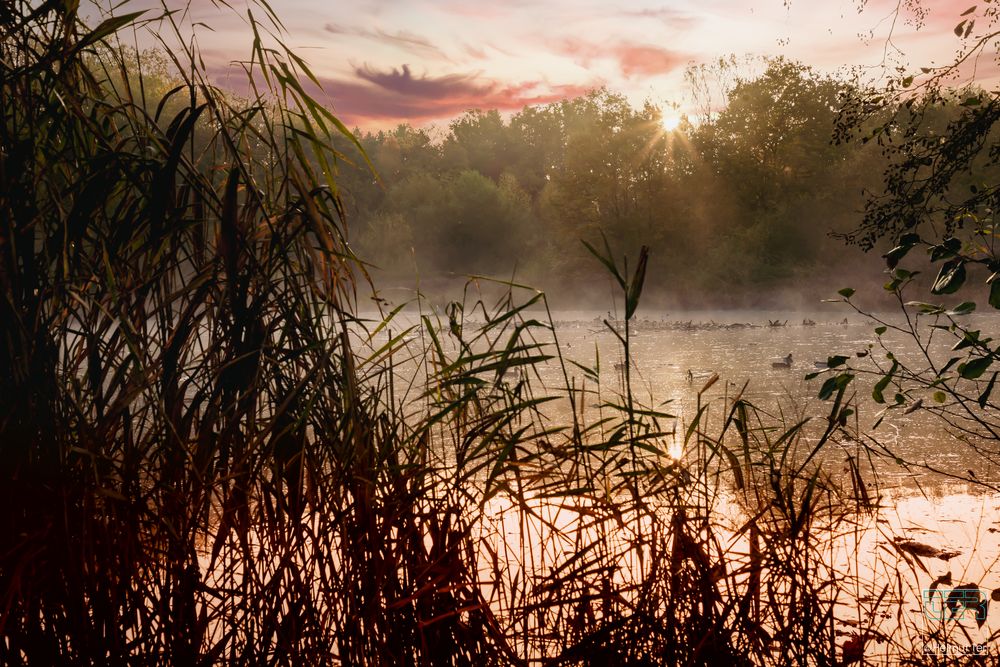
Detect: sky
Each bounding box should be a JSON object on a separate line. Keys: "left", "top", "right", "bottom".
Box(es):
{"left": 121, "top": 0, "right": 994, "bottom": 131}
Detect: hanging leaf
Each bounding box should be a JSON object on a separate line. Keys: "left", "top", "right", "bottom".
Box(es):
{"left": 873, "top": 360, "right": 898, "bottom": 404}
{"left": 930, "top": 238, "right": 962, "bottom": 261}
{"left": 978, "top": 372, "right": 997, "bottom": 407}
{"left": 952, "top": 329, "right": 988, "bottom": 351}
{"left": 906, "top": 301, "right": 944, "bottom": 314}
{"left": 885, "top": 269, "right": 918, "bottom": 292}
{"left": 884, "top": 236, "right": 919, "bottom": 269}
{"left": 931, "top": 260, "right": 967, "bottom": 295}
{"left": 960, "top": 355, "right": 993, "bottom": 380}
{"left": 989, "top": 279, "right": 1000, "bottom": 309}
{"left": 826, "top": 355, "right": 849, "bottom": 368}
{"left": 819, "top": 373, "right": 853, "bottom": 400}
{"left": 947, "top": 301, "right": 976, "bottom": 316}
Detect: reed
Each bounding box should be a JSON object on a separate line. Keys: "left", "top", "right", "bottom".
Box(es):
{"left": 0, "top": 3, "right": 915, "bottom": 665}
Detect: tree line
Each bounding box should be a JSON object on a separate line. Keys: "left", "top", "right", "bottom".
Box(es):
{"left": 333, "top": 57, "right": 915, "bottom": 309}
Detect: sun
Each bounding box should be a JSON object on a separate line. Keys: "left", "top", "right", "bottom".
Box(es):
{"left": 661, "top": 115, "right": 682, "bottom": 131}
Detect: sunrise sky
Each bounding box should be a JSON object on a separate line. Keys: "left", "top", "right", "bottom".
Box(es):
{"left": 125, "top": 0, "right": 990, "bottom": 130}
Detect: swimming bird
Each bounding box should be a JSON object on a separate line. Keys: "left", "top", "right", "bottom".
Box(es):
{"left": 771, "top": 353, "right": 793, "bottom": 369}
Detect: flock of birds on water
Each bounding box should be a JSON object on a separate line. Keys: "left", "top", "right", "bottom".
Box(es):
{"left": 552, "top": 315, "right": 854, "bottom": 334}
{"left": 390, "top": 314, "right": 866, "bottom": 385}
{"left": 587, "top": 316, "right": 860, "bottom": 379}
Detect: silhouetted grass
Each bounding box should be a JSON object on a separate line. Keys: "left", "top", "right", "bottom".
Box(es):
{"left": 0, "top": 3, "right": 951, "bottom": 665}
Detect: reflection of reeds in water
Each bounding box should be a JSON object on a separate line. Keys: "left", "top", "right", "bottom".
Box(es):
{"left": 0, "top": 3, "right": 987, "bottom": 665}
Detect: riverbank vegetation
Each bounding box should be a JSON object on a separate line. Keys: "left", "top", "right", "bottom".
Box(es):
{"left": 2, "top": 1, "right": 1000, "bottom": 665}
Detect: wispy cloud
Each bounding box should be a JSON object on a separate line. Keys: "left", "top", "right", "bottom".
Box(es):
{"left": 432, "top": 0, "right": 535, "bottom": 19}
{"left": 619, "top": 6, "right": 699, "bottom": 29}
{"left": 463, "top": 43, "right": 488, "bottom": 60}
{"left": 323, "top": 23, "right": 447, "bottom": 59}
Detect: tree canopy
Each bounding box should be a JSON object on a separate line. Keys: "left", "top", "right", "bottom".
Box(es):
{"left": 334, "top": 58, "right": 902, "bottom": 308}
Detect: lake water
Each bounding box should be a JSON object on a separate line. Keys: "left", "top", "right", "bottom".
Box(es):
{"left": 364, "top": 307, "right": 1000, "bottom": 488}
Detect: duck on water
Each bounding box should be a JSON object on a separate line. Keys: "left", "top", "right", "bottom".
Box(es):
{"left": 771, "top": 353, "right": 793, "bottom": 369}
{"left": 686, "top": 369, "right": 718, "bottom": 387}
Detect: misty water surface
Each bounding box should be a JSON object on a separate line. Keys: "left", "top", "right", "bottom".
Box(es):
{"left": 368, "top": 307, "right": 1000, "bottom": 489}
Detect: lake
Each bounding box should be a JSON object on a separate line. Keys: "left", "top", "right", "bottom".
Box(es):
{"left": 364, "top": 306, "right": 1000, "bottom": 488}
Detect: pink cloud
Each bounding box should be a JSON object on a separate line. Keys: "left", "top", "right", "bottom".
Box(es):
{"left": 326, "top": 65, "right": 599, "bottom": 126}
{"left": 208, "top": 58, "right": 600, "bottom": 128}
{"left": 560, "top": 39, "right": 688, "bottom": 77}
{"left": 210, "top": 62, "right": 596, "bottom": 127}
{"left": 613, "top": 44, "right": 689, "bottom": 76}
{"left": 463, "top": 43, "right": 487, "bottom": 60}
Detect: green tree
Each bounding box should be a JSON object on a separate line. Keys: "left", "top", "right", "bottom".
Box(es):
{"left": 442, "top": 109, "right": 511, "bottom": 180}
{"left": 819, "top": 2, "right": 1000, "bottom": 473}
